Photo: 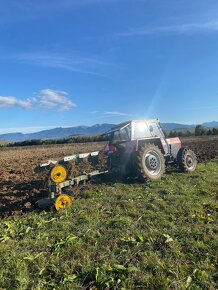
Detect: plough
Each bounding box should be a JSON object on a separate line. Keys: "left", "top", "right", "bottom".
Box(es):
{"left": 36, "top": 151, "right": 108, "bottom": 210}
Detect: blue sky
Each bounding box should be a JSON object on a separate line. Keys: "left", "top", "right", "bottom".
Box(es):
{"left": 0, "top": 0, "right": 218, "bottom": 133}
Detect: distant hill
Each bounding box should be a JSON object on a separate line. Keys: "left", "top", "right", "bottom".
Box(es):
{"left": 161, "top": 123, "right": 195, "bottom": 130}
{"left": 0, "top": 121, "right": 217, "bottom": 142}
{"left": 0, "top": 124, "right": 114, "bottom": 142}
{"left": 202, "top": 121, "right": 218, "bottom": 128}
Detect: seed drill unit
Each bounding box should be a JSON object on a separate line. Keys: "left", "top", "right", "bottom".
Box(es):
{"left": 36, "top": 119, "right": 197, "bottom": 210}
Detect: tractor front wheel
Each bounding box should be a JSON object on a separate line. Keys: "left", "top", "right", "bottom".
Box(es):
{"left": 177, "top": 147, "right": 197, "bottom": 173}
{"left": 136, "top": 144, "right": 165, "bottom": 181}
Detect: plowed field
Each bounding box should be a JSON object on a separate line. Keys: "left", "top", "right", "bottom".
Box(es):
{"left": 182, "top": 136, "right": 218, "bottom": 162}
{"left": 0, "top": 136, "right": 217, "bottom": 218}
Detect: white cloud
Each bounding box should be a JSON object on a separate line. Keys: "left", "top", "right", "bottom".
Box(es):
{"left": 0, "top": 89, "right": 76, "bottom": 111}
{"left": 90, "top": 110, "right": 99, "bottom": 114}
{"left": 0, "top": 96, "right": 31, "bottom": 109}
{"left": 32, "top": 89, "right": 76, "bottom": 111}
{"left": 120, "top": 20, "right": 218, "bottom": 36}
{"left": 0, "top": 126, "right": 56, "bottom": 134}
{"left": 14, "top": 52, "right": 114, "bottom": 76}
{"left": 184, "top": 105, "right": 218, "bottom": 111}
{"left": 0, "top": 125, "right": 78, "bottom": 134}
{"left": 105, "top": 111, "right": 130, "bottom": 116}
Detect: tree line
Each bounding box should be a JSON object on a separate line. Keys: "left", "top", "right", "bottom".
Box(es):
{"left": 4, "top": 134, "right": 109, "bottom": 147}
{"left": 166, "top": 125, "right": 218, "bottom": 138}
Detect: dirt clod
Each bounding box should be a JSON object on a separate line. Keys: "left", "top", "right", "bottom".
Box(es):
{"left": 24, "top": 202, "right": 32, "bottom": 209}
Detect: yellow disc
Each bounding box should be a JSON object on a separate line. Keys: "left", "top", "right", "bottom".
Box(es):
{"left": 50, "top": 165, "right": 67, "bottom": 183}
{"left": 55, "top": 194, "right": 73, "bottom": 211}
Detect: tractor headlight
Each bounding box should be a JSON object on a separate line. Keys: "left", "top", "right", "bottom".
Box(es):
{"left": 50, "top": 165, "right": 67, "bottom": 183}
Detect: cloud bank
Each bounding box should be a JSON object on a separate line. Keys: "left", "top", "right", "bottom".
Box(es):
{"left": 105, "top": 111, "right": 130, "bottom": 116}
{"left": 0, "top": 89, "right": 76, "bottom": 111}
{"left": 14, "top": 52, "right": 114, "bottom": 76}
{"left": 0, "top": 96, "right": 31, "bottom": 109}
{"left": 120, "top": 20, "right": 218, "bottom": 36}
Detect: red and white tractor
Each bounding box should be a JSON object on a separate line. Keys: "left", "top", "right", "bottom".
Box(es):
{"left": 36, "top": 119, "right": 197, "bottom": 210}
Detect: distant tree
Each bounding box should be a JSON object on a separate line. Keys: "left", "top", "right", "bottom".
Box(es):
{"left": 178, "top": 131, "right": 184, "bottom": 137}
{"left": 212, "top": 127, "right": 218, "bottom": 135}
{"left": 169, "top": 131, "right": 177, "bottom": 137}
{"left": 195, "top": 125, "right": 206, "bottom": 136}
{"left": 207, "top": 129, "right": 212, "bottom": 135}
{"left": 184, "top": 130, "right": 192, "bottom": 137}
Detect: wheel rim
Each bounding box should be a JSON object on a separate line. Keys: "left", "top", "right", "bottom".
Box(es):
{"left": 185, "top": 154, "right": 196, "bottom": 170}
{"left": 144, "top": 150, "right": 162, "bottom": 176}
{"left": 55, "top": 194, "right": 73, "bottom": 211}
{"left": 50, "top": 165, "right": 67, "bottom": 183}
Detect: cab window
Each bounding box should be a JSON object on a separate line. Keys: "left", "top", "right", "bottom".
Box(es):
{"left": 111, "top": 125, "right": 130, "bottom": 143}
{"left": 133, "top": 122, "right": 150, "bottom": 139}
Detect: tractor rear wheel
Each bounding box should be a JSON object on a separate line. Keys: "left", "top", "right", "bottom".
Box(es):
{"left": 136, "top": 144, "right": 165, "bottom": 181}
{"left": 177, "top": 147, "right": 197, "bottom": 173}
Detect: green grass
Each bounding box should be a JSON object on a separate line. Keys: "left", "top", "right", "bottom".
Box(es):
{"left": 0, "top": 160, "right": 217, "bottom": 290}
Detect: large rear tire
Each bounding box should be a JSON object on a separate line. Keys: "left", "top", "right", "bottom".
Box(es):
{"left": 136, "top": 144, "right": 165, "bottom": 181}
{"left": 177, "top": 147, "right": 197, "bottom": 173}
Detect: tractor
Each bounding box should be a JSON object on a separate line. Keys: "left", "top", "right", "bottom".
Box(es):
{"left": 36, "top": 119, "right": 197, "bottom": 210}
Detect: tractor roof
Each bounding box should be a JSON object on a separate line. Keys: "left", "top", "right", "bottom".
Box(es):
{"left": 104, "top": 119, "right": 160, "bottom": 135}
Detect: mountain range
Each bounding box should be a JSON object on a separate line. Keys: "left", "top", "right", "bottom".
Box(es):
{"left": 0, "top": 121, "right": 217, "bottom": 142}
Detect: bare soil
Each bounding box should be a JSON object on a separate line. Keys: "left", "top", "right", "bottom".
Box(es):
{"left": 181, "top": 135, "right": 218, "bottom": 162}
{"left": 0, "top": 137, "right": 217, "bottom": 218}
{"left": 0, "top": 142, "right": 104, "bottom": 218}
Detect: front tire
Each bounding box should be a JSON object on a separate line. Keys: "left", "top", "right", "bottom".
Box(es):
{"left": 177, "top": 147, "right": 197, "bottom": 173}
{"left": 136, "top": 144, "right": 165, "bottom": 181}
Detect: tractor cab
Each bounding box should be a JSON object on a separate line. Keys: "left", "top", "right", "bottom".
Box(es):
{"left": 107, "top": 119, "right": 165, "bottom": 143}
{"left": 104, "top": 119, "right": 168, "bottom": 155}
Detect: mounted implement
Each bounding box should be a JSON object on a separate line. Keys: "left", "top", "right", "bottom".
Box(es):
{"left": 35, "top": 151, "right": 108, "bottom": 210}
{"left": 36, "top": 119, "right": 197, "bottom": 210}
